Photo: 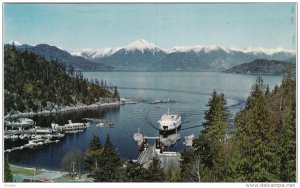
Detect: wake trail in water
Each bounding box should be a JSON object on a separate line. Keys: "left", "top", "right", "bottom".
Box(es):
{"left": 119, "top": 86, "right": 245, "bottom": 109}
{"left": 119, "top": 86, "right": 212, "bottom": 97}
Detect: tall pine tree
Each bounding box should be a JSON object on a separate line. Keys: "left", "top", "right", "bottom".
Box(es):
{"left": 233, "top": 77, "right": 280, "bottom": 181}
{"left": 84, "top": 135, "right": 103, "bottom": 174}
{"left": 92, "top": 134, "right": 122, "bottom": 182}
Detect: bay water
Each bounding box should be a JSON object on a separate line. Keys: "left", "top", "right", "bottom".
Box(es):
{"left": 6, "top": 71, "right": 283, "bottom": 170}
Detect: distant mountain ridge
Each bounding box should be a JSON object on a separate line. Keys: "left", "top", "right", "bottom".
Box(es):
{"left": 71, "top": 39, "right": 295, "bottom": 71}
{"left": 71, "top": 39, "right": 296, "bottom": 58}
{"left": 7, "top": 40, "right": 296, "bottom": 71}
{"left": 224, "top": 59, "right": 295, "bottom": 75}
{"left": 8, "top": 42, "right": 113, "bottom": 71}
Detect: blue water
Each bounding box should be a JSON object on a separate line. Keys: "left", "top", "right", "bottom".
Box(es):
{"left": 6, "top": 71, "right": 283, "bottom": 170}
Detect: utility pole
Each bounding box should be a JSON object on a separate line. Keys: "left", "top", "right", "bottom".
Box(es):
{"left": 33, "top": 167, "right": 36, "bottom": 182}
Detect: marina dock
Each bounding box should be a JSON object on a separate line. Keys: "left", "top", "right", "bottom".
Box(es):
{"left": 136, "top": 145, "right": 181, "bottom": 172}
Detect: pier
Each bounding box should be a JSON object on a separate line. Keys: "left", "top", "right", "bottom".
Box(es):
{"left": 136, "top": 145, "right": 181, "bottom": 172}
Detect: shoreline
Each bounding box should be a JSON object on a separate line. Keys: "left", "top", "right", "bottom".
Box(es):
{"left": 4, "top": 101, "right": 121, "bottom": 119}
{"left": 9, "top": 164, "right": 92, "bottom": 182}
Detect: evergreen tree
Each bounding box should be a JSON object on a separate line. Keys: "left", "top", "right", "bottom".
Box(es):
{"left": 89, "top": 135, "right": 102, "bottom": 150}
{"left": 233, "top": 77, "right": 280, "bottom": 181}
{"left": 146, "top": 159, "right": 165, "bottom": 182}
{"left": 84, "top": 135, "right": 103, "bottom": 174}
{"left": 113, "top": 86, "right": 120, "bottom": 100}
{"left": 122, "top": 161, "right": 148, "bottom": 182}
{"left": 277, "top": 71, "right": 296, "bottom": 181}
{"left": 203, "top": 90, "right": 230, "bottom": 181}
{"left": 4, "top": 157, "right": 13, "bottom": 182}
{"left": 181, "top": 91, "right": 229, "bottom": 182}
{"left": 92, "top": 134, "right": 122, "bottom": 182}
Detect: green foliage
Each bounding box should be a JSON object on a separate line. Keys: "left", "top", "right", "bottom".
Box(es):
{"left": 4, "top": 46, "right": 117, "bottom": 114}
{"left": 181, "top": 73, "right": 295, "bottom": 182}
{"left": 89, "top": 135, "right": 102, "bottom": 151}
{"left": 84, "top": 135, "right": 103, "bottom": 174}
{"left": 146, "top": 159, "right": 165, "bottom": 182}
{"left": 181, "top": 91, "right": 230, "bottom": 182}
{"left": 91, "top": 134, "right": 122, "bottom": 182}
{"left": 229, "top": 74, "right": 296, "bottom": 182}
{"left": 180, "top": 149, "right": 205, "bottom": 182}
{"left": 122, "top": 161, "right": 148, "bottom": 182}
{"left": 204, "top": 91, "right": 229, "bottom": 181}
{"left": 4, "top": 157, "right": 14, "bottom": 182}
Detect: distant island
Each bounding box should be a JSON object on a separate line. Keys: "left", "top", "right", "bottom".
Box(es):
{"left": 224, "top": 59, "right": 295, "bottom": 75}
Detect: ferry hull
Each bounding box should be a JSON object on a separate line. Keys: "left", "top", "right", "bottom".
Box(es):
{"left": 159, "top": 123, "right": 181, "bottom": 134}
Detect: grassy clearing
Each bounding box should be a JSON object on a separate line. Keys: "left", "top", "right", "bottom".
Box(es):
{"left": 10, "top": 166, "right": 42, "bottom": 176}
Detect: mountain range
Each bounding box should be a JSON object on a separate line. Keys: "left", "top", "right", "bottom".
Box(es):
{"left": 8, "top": 39, "right": 296, "bottom": 71}
{"left": 9, "top": 42, "right": 113, "bottom": 71}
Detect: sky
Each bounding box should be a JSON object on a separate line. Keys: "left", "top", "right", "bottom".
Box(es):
{"left": 3, "top": 3, "right": 297, "bottom": 51}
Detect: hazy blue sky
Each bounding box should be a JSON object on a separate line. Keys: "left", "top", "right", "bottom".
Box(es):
{"left": 4, "top": 3, "right": 296, "bottom": 51}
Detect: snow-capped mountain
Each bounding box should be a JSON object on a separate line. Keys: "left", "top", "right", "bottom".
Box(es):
{"left": 7, "top": 39, "right": 295, "bottom": 71}
{"left": 71, "top": 39, "right": 161, "bottom": 59}
{"left": 124, "top": 39, "right": 161, "bottom": 53}
{"left": 8, "top": 40, "right": 23, "bottom": 46}
{"left": 71, "top": 47, "right": 121, "bottom": 59}
{"left": 71, "top": 39, "right": 295, "bottom": 59}
{"left": 68, "top": 39, "right": 295, "bottom": 71}
{"left": 166, "top": 45, "right": 231, "bottom": 54}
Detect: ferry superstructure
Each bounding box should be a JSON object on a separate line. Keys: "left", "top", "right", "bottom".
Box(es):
{"left": 158, "top": 109, "right": 181, "bottom": 132}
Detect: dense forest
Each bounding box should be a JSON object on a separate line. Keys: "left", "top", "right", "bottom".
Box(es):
{"left": 181, "top": 71, "right": 296, "bottom": 182}
{"left": 4, "top": 45, "right": 119, "bottom": 115}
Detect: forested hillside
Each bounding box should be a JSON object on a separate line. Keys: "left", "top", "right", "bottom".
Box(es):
{"left": 4, "top": 45, "right": 119, "bottom": 115}
{"left": 225, "top": 59, "right": 295, "bottom": 75}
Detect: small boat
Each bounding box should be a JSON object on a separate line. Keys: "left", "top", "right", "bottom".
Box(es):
{"left": 10, "top": 135, "right": 19, "bottom": 140}
{"left": 150, "top": 98, "right": 170, "bottom": 104}
{"left": 19, "top": 134, "right": 30, "bottom": 140}
{"left": 35, "top": 127, "right": 53, "bottom": 134}
{"left": 150, "top": 100, "right": 161, "bottom": 104}
{"left": 31, "top": 134, "right": 42, "bottom": 139}
{"left": 158, "top": 109, "right": 181, "bottom": 132}
{"left": 25, "top": 139, "right": 45, "bottom": 148}
{"left": 51, "top": 133, "right": 65, "bottom": 138}
{"left": 133, "top": 128, "right": 144, "bottom": 146}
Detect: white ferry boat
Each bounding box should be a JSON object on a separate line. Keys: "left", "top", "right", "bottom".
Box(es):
{"left": 158, "top": 109, "right": 181, "bottom": 132}
{"left": 51, "top": 120, "right": 87, "bottom": 133}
